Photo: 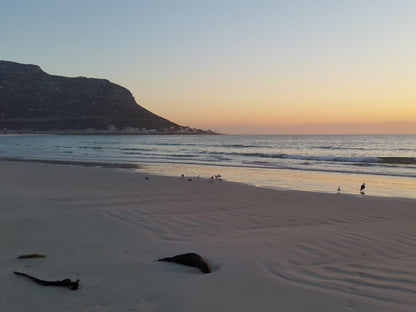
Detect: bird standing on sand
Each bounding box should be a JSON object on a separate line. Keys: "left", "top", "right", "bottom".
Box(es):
{"left": 360, "top": 182, "right": 366, "bottom": 194}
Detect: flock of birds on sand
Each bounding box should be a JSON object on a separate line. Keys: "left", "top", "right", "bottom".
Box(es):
{"left": 144, "top": 173, "right": 223, "bottom": 183}
{"left": 180, "top": 173, "right": 223, "bottom": 182}
{"left": 146, "top": 173, "right": 367, "bottom": 195}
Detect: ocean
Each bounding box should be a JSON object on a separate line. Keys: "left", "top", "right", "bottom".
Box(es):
{"left": 0, "top": 134, "right": 415, "bottom": 199}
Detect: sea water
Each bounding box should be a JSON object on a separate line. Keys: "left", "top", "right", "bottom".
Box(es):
{"left": 0, "top": 134, "right": 415, "bottom": 198}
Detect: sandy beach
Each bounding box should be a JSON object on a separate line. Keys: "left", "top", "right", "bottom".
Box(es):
{"left": 1, "top": 160, "right": 415, "bottom": 312}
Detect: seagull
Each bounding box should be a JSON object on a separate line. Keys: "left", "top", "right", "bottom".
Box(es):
{"left": 337, "top": 186, "right": 341, "bottom": 193}
{"left": 360, "top": 182, "right": 366, "bottom": 194}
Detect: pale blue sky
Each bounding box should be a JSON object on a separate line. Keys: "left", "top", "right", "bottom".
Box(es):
{"left": 2, "top": 1, "right": 416, "bottom": 133}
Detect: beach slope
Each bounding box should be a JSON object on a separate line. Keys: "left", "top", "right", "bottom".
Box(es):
{"left": 1, "top": 161, "right": 415, "bottom": 311}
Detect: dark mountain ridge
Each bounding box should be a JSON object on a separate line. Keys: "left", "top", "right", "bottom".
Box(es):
{"left": 0, "top": 60, "right": 184, "bottom": 132}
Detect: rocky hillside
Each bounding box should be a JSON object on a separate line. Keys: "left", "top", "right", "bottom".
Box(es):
{"left": 0, "top": 60, "right": 179, "bottom": 131}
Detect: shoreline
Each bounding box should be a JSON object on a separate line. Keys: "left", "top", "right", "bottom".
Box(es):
{"left": 137, "top": 162, "right": 416, "bottom": 200}
{"left": 1, "top": 157, "right": 142, "bottom": 170}
{"left": 1, "top": 160, "right": 415, "bottom": 311}
{"left": 2, "top": 157, "right": 416, "bottom": 200}
{"left": 0, "top": 134, "right": 414, "bottom": 200}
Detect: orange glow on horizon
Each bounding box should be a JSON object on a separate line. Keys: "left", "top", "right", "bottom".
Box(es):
{"left": 137, "top": 62, "right": 416, "bottom": 135}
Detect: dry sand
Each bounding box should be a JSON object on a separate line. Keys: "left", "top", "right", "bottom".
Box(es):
{"left": 1, "top": 160, "right": 415, "bottom": 312}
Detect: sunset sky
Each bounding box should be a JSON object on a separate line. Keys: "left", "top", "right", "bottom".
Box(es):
{"left": 2, "top": 0, "right": 415, "bottom": 134}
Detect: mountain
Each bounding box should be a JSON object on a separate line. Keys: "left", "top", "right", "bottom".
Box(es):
{"left": 0, "top": 60, "right": 181, "bottom": 132}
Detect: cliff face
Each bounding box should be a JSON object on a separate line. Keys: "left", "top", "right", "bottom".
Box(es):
{"left": 0, "top": 60, "right": 178, "bottom": 131}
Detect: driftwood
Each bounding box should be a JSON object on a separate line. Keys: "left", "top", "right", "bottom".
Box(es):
{"left": 17, "top": 253, "right": 47, "bottom": 259}
{"left": 14, "top": 271, "right": 79, "bottom": 290}
{"left": 158, "top": 253, "right": 211, "bottom": 273}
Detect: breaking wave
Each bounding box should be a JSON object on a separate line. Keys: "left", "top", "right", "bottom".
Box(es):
{"left": 218, "top": 152, "right": 416, "bottom": 166}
